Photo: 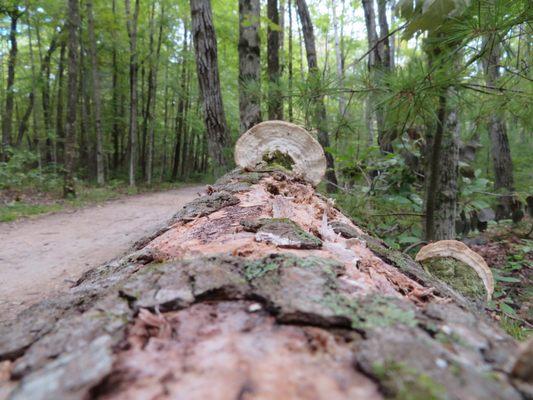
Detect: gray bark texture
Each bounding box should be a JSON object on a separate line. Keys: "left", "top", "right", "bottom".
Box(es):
{"left": 125, "top": 0, "right": 140, "bottom": 187}
{"left": 483, "top": 37, "right": 514, "bottom": 213}
{"left": 267, "top": 0, "right": 283, "bottom": 120}
{"left": 1, "top": 10, "right": 20, "bottom": 161}
{"left": 87, "top": 0, "right": 105, "bottom": 185}
{"left": 295, "top": 0, "right": 338, "bottom": 192}
{"left": 190, "top": 0, "right": 231, "bottom": 169}
{"left": 0, "top": 168, "right": 528, "bottom": 400}
{"left": 238, "top": 0, "right": 262, "bottom": 133}
{"left": 424, "top": 88, "right": 459, "bottom": 241}
{"left": 63, "top": 0, "right": 80, "bottom": 198}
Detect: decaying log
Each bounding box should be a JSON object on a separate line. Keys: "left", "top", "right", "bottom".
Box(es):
{"left": 0, "top": 125, "right": 528, "bottom": 399}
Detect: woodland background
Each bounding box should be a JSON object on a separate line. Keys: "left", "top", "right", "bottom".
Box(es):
{"left": 0, "top": 0, "right": 531, "bottom": 336}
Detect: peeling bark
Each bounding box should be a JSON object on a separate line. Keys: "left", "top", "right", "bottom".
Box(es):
{"left": 0, "top": 169, "right": 525, "bottom": 400}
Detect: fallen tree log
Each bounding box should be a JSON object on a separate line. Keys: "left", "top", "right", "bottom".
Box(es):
{"left": 0, "top": 124, "right": 529, "bottom": 400}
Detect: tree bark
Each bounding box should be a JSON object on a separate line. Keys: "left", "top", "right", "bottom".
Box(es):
{"left": 0, "top": 168, "right": 524, "bottom": 400}
{"left": 238, "top": 0, "right": 261, "bottom": 133}
{"left": 331, "top": 0, "right": 345, "bottom": 116}
{"left": 172, "top": 29, "right": 189, "bottom": 181}
{"left": 55, "top": 41, "right": 66, "bottom": 164}
{"left": 111, "top": 0, "right": 120, "bottom": 171}
{"left": 125, "top": 0, "right": 140, "bottom": 186}
{"left": 190, "top": 0, "right": 231, "bottom": 171}
{"left": 287, "top": 0, "right": 294, "bottom": 122}
{"left": 86, "top": 0, "right": 105, "bottom": 185}
{"left": 424, "top": 88, "right": 459, "bottom": 241}
{"left": 483, "top": 36, "right": 514, "bottom": 214}
{"left": 1, "top": 10, "right": 20, "bottom": 161}
{"left": 267, "top": 0, "right": 283, "bottom": 120}
{"left": 63, "top": 0, "right": 80, "bottom": 198}
{"left": 295, "top": 0, "right": 338, "bottom": 192}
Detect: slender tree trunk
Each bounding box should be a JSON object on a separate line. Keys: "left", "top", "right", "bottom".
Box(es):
{"left": 331, "top": 0, "right": 345, "bottom": 116}
{"left": 483, "top": 36, "right": 514, "bottom": 214}
{"left": 63, "top": 0, "right": 80, "bottom": 198}
{"left": 55, "top": 42, "right": 66, "bottom": 163}
{"left": 376, "top": 0, "right": 393, "bottom": 153}
{"left": 111, "top": 0, "right": 120, "bottom": 171}
{"left": 16, "top": 93, "right": 34, "bottom": 147}
{"left": 267, "top": 0, "right": 283, "bottom": 120}
{"left": 295, "top": 0, "right": 338, "bottom": 192}
{"left": 1, "top": 10, "right": 20, "bottom": 161}
{"left": 190, "top": 0, "right": 231, "bottom": 171}
{"left": 287, "top": 0, "right": 293, "bottom": 122}
{"left": 146, "top": 3, "right": 164, "bottom": 185}
{"left": 41, "top": 35, "right": 59, "bottom": 165}
{"left": 238, "top": 0, "right": 261, "bottom": 133}
{"left": 424, "top": 88, "right": 459, "bottom": 240}
{"left": 125, "top": 0, "right": 140, "bottom": 186}
{"left": 172, "top": 29, "right": 189, "bottom": 180}
{"left": 86, "top": 0, "right": 105, "bottom": 184}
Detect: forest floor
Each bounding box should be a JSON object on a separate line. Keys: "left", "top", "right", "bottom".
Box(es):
{"left": 0, "top": 185, "right": 203, "bottom": 322}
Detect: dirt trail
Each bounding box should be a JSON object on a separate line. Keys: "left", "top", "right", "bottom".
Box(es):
{"left": 0, "top": 186, "right": 203, "bottom": 322}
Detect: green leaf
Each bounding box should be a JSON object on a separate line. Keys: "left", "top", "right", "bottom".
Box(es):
{"left": 499, "top": 302, "right": 516, "bottom": 316}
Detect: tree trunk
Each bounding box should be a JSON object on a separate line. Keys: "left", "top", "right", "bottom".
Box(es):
{"left": 287, "top": 0, "right": 294, "bottom": 122}
{"left": 55, "top": 41, "right": 66, "bottom": 164}
{"left": 63, "top": 0, "right": 80, "bottom": 198}
{"left": 424, "top": 88, "right": 459, "bottom": 241}
{"left": 146, "top": 3, "right": 164, "bottom": 185}
{"left": 295, "top": 0, "right": 338, "bottom": 192}
{"left": 86, "top": 0, "right": 105, "bottom": 185}
{"left": 483, "top": 36, "right": 514, "bottom": 214}
{"left": 331, "top": 0, "right": 345, "bottom": 116}
{"left": 41, "top": 35, "right": 59, "bottom": 165}
{"left": 125, "top": 0, "right": 140, "bottom": 186}
{"left": 0, "top": 168, "right": 524, "bottom": 400}
{"left": 16, "top": 93, "right": 34, "bottom": 147}
{"left": 172, "top": 29, "right": 189, "bottom": 181}
{"left": 267, "top": 0, "right": 283, "bottom": 120}
{"left": 190, "top": 0, "right": 231, "bottom": 171}
{"left": 238, "top": 0, "right": 261, "bottom": 133}
{"left": 1, "top": 10, "right": 20, "bottom": 161}
{"left": 111, "top": 0, "right": 120, "bottom": 171}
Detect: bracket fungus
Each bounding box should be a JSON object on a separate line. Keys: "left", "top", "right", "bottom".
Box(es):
{"left": 415, "top": 240, "right": 494, "bottom": 301}
{"left": 234, "top": 120, "right": 327, "bottom": 186}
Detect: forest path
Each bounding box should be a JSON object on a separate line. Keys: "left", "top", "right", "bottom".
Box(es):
{"left": 0, "top": 185, "right": 204, "bottom": 322}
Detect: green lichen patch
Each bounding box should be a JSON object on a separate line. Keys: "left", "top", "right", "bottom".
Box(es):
{"left": 372, "top": 361, "right": 447, "bottom": 400}
{"left": 262, "top": 150, "right": 295, "bottom": 171}
{"left": 421, "top": 257, "right": 486, "bottom": 301}
{"left": 171, "top": 192, "right": 240, "bottom": 223}
{"left": 323, "top": 294, "right": 418, "bottom": 331}
{"left": 243, "top": 218, "right": 322, "bottom": 249}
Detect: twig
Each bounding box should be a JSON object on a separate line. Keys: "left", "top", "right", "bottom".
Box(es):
{"left": 403, "top": 241, "right": 427, "bottom": 254}
{"left": 371, "top": 212, "right": 425, "bottom": 217}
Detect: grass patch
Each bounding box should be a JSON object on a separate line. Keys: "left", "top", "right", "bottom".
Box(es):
{"left": 0, "top": 202, "right": 64, "bottom": 222}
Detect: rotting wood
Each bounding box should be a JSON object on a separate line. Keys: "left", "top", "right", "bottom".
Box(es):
{"left": 0, "top": 167, "right": 527, "bottom": 399}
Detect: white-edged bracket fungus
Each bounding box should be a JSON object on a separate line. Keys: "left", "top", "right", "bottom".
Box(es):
{"left": 234, "top": 120, "right": 327, "bottom": 186}
{"left": 415, "top": 240, "right": 494, "bottom": 301}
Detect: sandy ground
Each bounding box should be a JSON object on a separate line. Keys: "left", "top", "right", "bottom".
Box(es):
{"left": 0, "top": 186, "right": 203, "bottom": 322}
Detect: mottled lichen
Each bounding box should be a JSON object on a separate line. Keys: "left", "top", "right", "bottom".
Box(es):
{"left": 323, "top": 294, "right": 418, "bottom": 331}
{"left": 372, "top": 361, "right": 447, "bottom": 400}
